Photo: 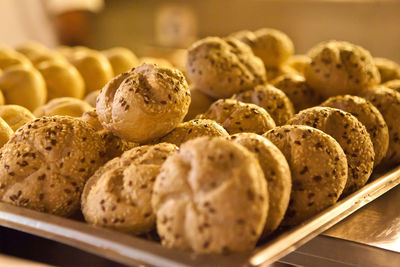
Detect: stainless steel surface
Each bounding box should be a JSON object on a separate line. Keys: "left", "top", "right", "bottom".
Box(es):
{"left": 1, "top": 166, "right": 400, "bottom": 266}
{"left": 324, "top": 183, "right": 400, "bottom": 253}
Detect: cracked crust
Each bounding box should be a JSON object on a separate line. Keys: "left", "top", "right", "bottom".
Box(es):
{"left": 152, "top": 137, "right": 268, "bottom": 253}
{"left": 264, "top": 125, "right": 348, "bottom": 226}
{"left": 0, "top": 116, "right": 107, "bottom": 216}
{"left": 186, "top": 37, "right": 266, "bottom": 98}
{"left": 81, "top": 143, "right": 178, "bottom": 235}
{"left": 96, "top": 64, "right": 191, "bottom": 143}
{"left": 287, "top": 107, "right": 374, "bottom": 195}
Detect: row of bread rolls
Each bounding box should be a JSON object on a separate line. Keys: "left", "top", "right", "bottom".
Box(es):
{"left": 0, "top": 28, "right": 400, "bottom": 256}
{"left": 0, "top": 42, "right": 180, "bottom": 148}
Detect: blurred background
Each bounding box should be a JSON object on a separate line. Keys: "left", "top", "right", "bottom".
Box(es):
{"left": 0, "top": 0, "right": 399, "bottom": 62}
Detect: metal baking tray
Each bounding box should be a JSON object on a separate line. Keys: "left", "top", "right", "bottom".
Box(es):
{"left": 1, "top": 166, "right": 400, "bottom": 267}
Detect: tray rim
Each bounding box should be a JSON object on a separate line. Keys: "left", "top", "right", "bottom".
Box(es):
{"left": 1, "top": 166, "right": 400, "bottom": 267}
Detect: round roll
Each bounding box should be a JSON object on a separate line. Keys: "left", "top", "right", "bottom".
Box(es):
{"left": 0, "top": 65, "right": 47, "bottom": 111}
{"left": 152, "top": 137, "right": 268, "bottom": 253}
{"left": 0, "top": 116, "right": 107, "bottom": 216}
{"left": 321, "top": 95, "right": 389, "bottom": 167}
{"left": 305, "top": 40, "right": 380, "bottom": 98}
{"left": 34, "top": 97, "right": 92, "bottom": 118}
{"left": 197, "top": 99, "right": 276, "bottom": 135}
{"left": 272, "top": 73, "right": 323, "bottom": 112}
{"left": 186, "top": 36, "right": 266, "bottom": 98}
{"left": 82, "top": 143, "right": 178, "bottom": 235}
{"left": 233, "top": 84, "right": 294, "bottom": 125}
{"left": 374, "top": 57, "right": 400, "bottom": 83}
{"left": 156, "top": 119, "right": 229, "bottom": 146}
{"left": 96, "top": 63, "right": 191, "bottom": 143}
{"left": 229, "top": 133, "right": 291, "bottom": 237}
{"left": 0, "top": 105, "right": 35, "bottom": 131}
{"left": 288, "top": 107, "right": 374, "bottom": 195}
{"left": 264, "top": 125, "right": 348, "bottom": 226}
{"left": 103, "top": 47, "right": 139, "bottom": 76}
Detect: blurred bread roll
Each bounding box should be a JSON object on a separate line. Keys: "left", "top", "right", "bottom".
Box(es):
{"left": 34, "top": 97, "right": 92, "bottom": 118}
{"left": 0, "top": 47, "right": 32, "bottom": 70}
{"left": 231, "top": 28, "right": 294, "bottom": 67}
{"left": 0, "top": 105, "right": 35, "bottom": 131}
{"left": 305, "top": 40, "right": 380, "bottom": 98}
{"left": 84, "top": 90, "right": 100, "bottom": 107}
{"left": 67, "top": 49, "right": 114, "bottom": 95}
{"left": 0, "top": 117, "right": 13, "bottom": 147}
{"left": 0, "top": 65, "right": 47, "bottom": 111}
{"left": 37, "top": 61, "right": 85, "bottom": 100}
{"left": 374, "top": 57, "right": 400, "bottom": 83}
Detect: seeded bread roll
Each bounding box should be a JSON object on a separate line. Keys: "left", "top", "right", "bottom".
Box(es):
{"left": 96, "top": 64, "right": 191, "bottom": 143}
{"left": 0, "top": 117, "right": 13, "bottom": 147}
{"left": 287, "top": 55, "right": 311, "bottom": 75}
{"left": 34, "top": 97, "right": 92, "bottom": 118}
{"left": 271, "top": 74, "right": 322, "bottom": 112}
{"left": 197, "top": 99, "right": 276, "bottom": 135}
{"left": 288, "top": 107, "right": 374, "bottom": 195}
{"left": 156, "top": 119, "right": 229, "bottom": 146}
{"left": 384, "top": 79, "right": 400, "bottom": 92}
{"left": 81, "top": 109, "right": 137, "bottom": 159}
{"left": 229, "top": 133, "right": 291, "bottom": 237}
{"left": 374, "top": 57, "right": 400, "bottom": 83}
{"left": 232, "top": 28, "right": 294, "bottom": 67}
{"left": 233, "top": 84, "right": 294, "bottom": 125}
{"left": 358, "top": 86, "right": 400, "bottom": 168}
{"left": 0, "top": 105, "right": 35, "bottom": 131}
{"left": 186, "top": 37, "right": 266, "bottom": 99}
{"left": 321, "top": 95, "right": 389, "bottom": 167}
{"left": 305, "top": 40, "right": 380, "bottom": 98}
{"left": 264, "top": 125, "right": 347, "bottom": 226}
{"left": 84, "top": 90, "right": 100, "bottom": 107}
{"left": 184, "top": 86, "right": 214, "bottom": 121}
{"left": 0, "top": 116, "right": 107, "bottom": 216}
{"left": 152, "top": 137, "right": 268, "bottom": 253}
{"left": 272, "top": 73, "right": 323, "bottom": 112}
{"left": 82, "top": 143, "right": 178, "bottom": 235}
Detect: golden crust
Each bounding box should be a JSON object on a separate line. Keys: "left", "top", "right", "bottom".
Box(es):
{"left": 97, "top": 64, "right": 191, "bottom": 143}
{"left": 264, "top": 125, "right": 348, "bottom": 226}
{"left": 233, "top": 84, "right": 295, "bottom": 125}
{"left": 229, "top": 133, "right": 291, "bottom": 237}
{"left": 198, "top": 99, "right": 276, "bottom": 134}
{"left": 186, "top": 37, "right": 266, "bottom": 98}
{"left": 321, "top": 95, "right": 389, "bottom": 167}
{"left": 305, "top": 40, "right": 380, "bottom": 98}
{"left": 81, "top": 143, "right": 178, "bottom": 234}
{"left": 152, "top": 137, "right": 268, "bottom": 253}
{"left": 0, "top": 116, "right": 107, "bottom": 216}
{"left": 288, "top": 107, "right": 374, "bottom": 195}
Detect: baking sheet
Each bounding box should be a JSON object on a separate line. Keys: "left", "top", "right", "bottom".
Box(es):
{"left": 1, "top": 166, "right": 400, "bottom": 267}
